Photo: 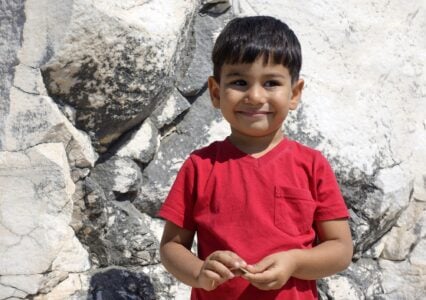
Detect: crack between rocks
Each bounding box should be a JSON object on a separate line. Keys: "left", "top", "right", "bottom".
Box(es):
{"left": 0, "top": 281, "right": 28, "bottom": 297}
{"left": 12, "top": 84, "right": 40, "bottom": 96}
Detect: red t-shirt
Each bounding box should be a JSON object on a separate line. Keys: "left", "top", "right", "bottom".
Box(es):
{"left": 158, "top": 138, "right": 349, "bottom": 300}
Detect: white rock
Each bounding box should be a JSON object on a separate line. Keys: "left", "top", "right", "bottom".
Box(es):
{"left": 1, "top": 87, "right": 97, "bottom": 168}
{"left": 410, "top": 238, "right": 426, "bottom": 270}
{"left": 321, "top": 275, "right": 364, "bottom": 300}
{"left": 33, "top": 273, "right": 90, "bottom": 300}
{"left": 0, "top": 143, "right": 88, "bottom": 296}
{"left": 117, "top": 118, "right": 159, "bottom": 163}
{"left": 51, "top": 227, "right": 90, "bottom": 273}
{"left": 380, "top": 226, "right": 418, "bottom": 261}
{"left": 0, "top": 274, "right": 43, "bottom": 294}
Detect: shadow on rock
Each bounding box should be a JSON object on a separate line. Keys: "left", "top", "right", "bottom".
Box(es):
{"left": 88, "top": 268, "right": 156, "bottom": 300}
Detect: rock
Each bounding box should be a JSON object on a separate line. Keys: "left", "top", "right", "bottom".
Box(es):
{"left": 87, "top": 267, "right": 156, "bottom": 300}
{"left": 0, "top": 0, "right": 25, "bottom": 152}
{"left": 200, "top": 0, "right": 231, "bottom": 14}
{"left": 34, "top": 273, "right": 90, "bottom": 300}
{"left": 1, "top": 87, "right": 98, "bottom": 168}
{"left": 90, "top": 156, "right": 142, "bottom": 202}
{"left": 329, "top": 258, "right": 382, "bottom": 299}
{"left": 0, "top": 0, "right": 98, "bottom": 169}
{"left": 319, "top": 275, "right": 364, "bottom": 300}
{"left": 379, "top": 258, "right": 426, "bottom": 300}
{"left": 41, "top": 0, "right": 198, "bottom": 152}
{"left": 343, "top": 165, "right": 413, "bottom": 256}
{"left": 0, "top": 143, "right": 89, "bottom": 296}
{"left": 116, "top": 118, "right": 160, "bottom": 164}
{"left": 137, "top": 89, "right": 228, "bottom": 216}
{"left": 76, "top": 194, "right": 159, "bottom": 268}
{"left": 150, "top": 89, "right": 191, "bottom": 130}
{"left": 410, "top": 237, "right": 426, "bottom": 270}
{"left": 0, "top": 274, "right": 43, "bottom": 295}
{"left": 177, "top": 5, "right": 233, "bottom": 97}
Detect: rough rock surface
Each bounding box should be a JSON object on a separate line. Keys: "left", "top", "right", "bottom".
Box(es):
{"left": 0, "top": 0, "right": 425, "bottom": 299}
{"left": 40, "top": 0, "right": 198, "bottom": 152}
{"left": 0, "top": 143, "right": 90, "bottom": 297}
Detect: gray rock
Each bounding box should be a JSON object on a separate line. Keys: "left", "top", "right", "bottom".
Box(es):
{"left": 323, "top": 258, "right": 382, "bottom": 299}
{"left": 137, "top": 89, "right": 226, "bottom": 216}
{"left": 150, "top": 89, "right": 191, "bottom": 130}
{"left": 90, "top": 156, "right": 142, "bottom": 202}
{"left": 87, "top": 267, "right": 156, "bottom": 300}
{"left": 116, "top": 118, "right": 159, "bottom": 164}
{"left": 200, "top": 1, "right": 231, "bottom": 14}
{"left": 0, "top": 0, "right": 25, "bottom": 151}
{"left": 341, "top": 165, "right": 413, "bottom": 256}
{"left": 77, "top": 179, "right": 159, "bottom": 268}
{"left": 176, "top": 5, "right": 233, "bottom": 97}
{"left": 40, "top": 0, "right": 197, "bottom": 152}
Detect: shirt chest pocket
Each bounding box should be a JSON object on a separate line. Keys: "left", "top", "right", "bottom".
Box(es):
{"left": 274, "top": 186, "right": 316, "bottom": 236}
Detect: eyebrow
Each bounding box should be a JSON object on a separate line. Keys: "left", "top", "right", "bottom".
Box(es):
{"left": 223, "top": 71, "right": 287, "bottom": 79}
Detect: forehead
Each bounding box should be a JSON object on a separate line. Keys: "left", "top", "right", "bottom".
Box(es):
{"left": 221, "top": 58, "right": 291, "bottom": 78}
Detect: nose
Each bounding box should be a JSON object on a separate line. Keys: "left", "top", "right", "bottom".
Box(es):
{"left": 245, "top": 84, "right": 266, "bottom": 105}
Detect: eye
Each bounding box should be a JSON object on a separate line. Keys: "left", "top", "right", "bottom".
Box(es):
{"left": 230, "top": 80, "right": 247, "bottom": 86}
{"left": 264, "top": 80, "right": 280, "bottom": 87}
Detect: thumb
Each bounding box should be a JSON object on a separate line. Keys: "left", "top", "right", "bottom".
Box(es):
{"left": 246, "top": 258, "right": 273, "bottom": 274}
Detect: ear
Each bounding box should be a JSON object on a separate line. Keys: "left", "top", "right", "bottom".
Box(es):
{"left": 289, "top": 79, "right": 304, "bottom": 110}
{"left": 208, "top": 76, "right": 221, "bottom": 108}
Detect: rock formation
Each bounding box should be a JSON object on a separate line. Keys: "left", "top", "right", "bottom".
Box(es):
{"left": 0, "top": 0, "right": 425, "bottom": 299}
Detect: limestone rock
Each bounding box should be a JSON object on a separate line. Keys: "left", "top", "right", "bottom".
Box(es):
{"left": 76, "top": 194, "right": 159, "bottom": 268}
{"left": 319, "top": 275, "right": 364, "bottom": 300}
{"left": 379, "top": 258, "right": 426, "bottom": 300}
{"left": 116, "top": 118, "right": 160, "bottom": 164}
{"left": 0, "top": 0, "right": 98, "bottom": 169}
{"left": 177, "top": 5, "right": 233, "bottom": 97}
{"left": 150, "top": 89, "right": 191, "bottom": 130}
{"left": 138, "top": 89, "right": 228, "bottom": 216}
{"left": 41, "top": 0, "right": 198, "bottom": 152}
{"left": 0, "top": 0, "right": 25, "bottom": 151}
{"left": 0, "top": 143, "right": 89, "bottom": 296}
{"left": 1, "top": 87, "right": 98, "bottom": 168}
{"left": 34, "top": 273, "right": 90, "bottom": 300}
{"left": 89, "top": 156, "right": 142, "bottom": 202}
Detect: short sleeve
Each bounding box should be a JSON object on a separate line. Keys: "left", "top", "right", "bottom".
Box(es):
{"left": 157, "top": 157, "right": 197, "bottom": 231}
{"left": 313, "top": 153, "right": 349, "bottom": 221}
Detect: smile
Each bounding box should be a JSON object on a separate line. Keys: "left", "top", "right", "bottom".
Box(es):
{"left": 236, "top": 111, "right": 272, "bottom": 117}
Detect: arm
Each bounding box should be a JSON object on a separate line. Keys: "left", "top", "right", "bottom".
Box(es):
{"left": 160, "top": 221, "right": 247, "bottom": 290}
{"left": 244, "top": 219, "right": 353, "bottom": 290}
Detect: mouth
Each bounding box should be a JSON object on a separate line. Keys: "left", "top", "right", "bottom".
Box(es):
{"left": 236, "top": 110, "right": 272, "bottom": 117}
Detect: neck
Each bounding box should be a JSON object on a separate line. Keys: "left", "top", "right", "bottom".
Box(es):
{"left": 228, "top": 130, "right": 284, "bottom": 157}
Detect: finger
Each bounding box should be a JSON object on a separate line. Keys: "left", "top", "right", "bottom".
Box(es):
{"left": 205, "top": 259, "right": 235, "bottom": 280}
{"left": 246, "top": 257, "right": 274, "bottom": 274}
{"left": 244, "top": 269, "right": 275, "bottom": 284}
{"left": 230, "top": 266, "right": 250, "bottom": 276}
{"left": 211, "top": 251, "right": 247, "bottom": 269}
{"left": 251, "top": 280, "right": 280, "bottom": 291}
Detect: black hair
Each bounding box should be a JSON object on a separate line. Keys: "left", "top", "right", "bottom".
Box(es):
{"left": 212, "top": 16, "right": 302, "bottom": 83}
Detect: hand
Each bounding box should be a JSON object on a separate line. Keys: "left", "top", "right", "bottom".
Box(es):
{"left": 243, "top": 251, "right": 298, "bottom": 290}
{"left": 196, "top": 250, "right": 247, "bottom": 291}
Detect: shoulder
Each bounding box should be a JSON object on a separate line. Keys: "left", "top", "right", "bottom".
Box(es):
{"left": 285, "top": 139, "right": 323, "bottom": 160}
{"left": 188, "top": 139, "right": 225, "bottom": 164}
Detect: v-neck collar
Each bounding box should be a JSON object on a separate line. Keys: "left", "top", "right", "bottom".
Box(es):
{"left": 221, "top": 137, "right": 290, "bottom": 167}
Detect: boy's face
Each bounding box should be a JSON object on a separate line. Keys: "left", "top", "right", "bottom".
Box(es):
{"left": 208, "top": 57, "right": 304, "bottom": 141}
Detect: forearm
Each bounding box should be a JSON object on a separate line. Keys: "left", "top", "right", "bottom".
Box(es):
{"left": 160, "top": 241, "right": 203, "bottom": 288}
{"left": 290, "top": 239, "right": 353, "bottom": 280}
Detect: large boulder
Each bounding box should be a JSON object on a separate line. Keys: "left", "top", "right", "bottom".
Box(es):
{"left": 0, "top": 143, "right": 90, "bottom": 297}
{"left": 40, "top": 0, "right": 198, "bottom": 152}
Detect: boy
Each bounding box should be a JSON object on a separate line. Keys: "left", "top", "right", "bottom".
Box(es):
{"left": 158, "top": 16, "right": 353, "bottom": 299}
